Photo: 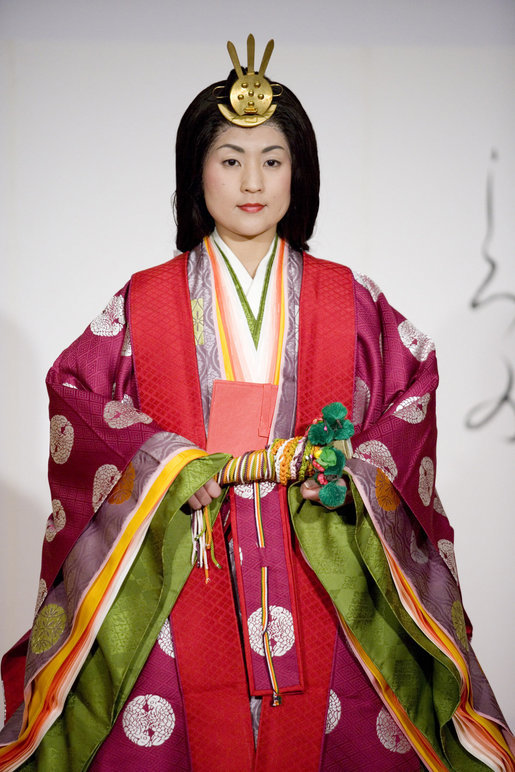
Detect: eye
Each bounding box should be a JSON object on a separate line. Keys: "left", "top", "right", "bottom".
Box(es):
{"left": 264, "top": 158, "right": 281, "bottom": 167}
{"left": 222, "top": 158, "right": 240, "bottom": 167}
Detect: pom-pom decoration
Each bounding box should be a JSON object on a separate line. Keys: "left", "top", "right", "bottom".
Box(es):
{"left": 318, "top": 446, "right": 346, "bottom": 477}
{"left": 307, "top": 421, "right": 334, "bottom": 446}
{"left": 322, "top": 401, "right": 355, "bottom": 441}
{"left": 319, "top": 480, "right": 348, "bottom": 508}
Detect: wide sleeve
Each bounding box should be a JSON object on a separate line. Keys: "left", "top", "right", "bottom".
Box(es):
{"left": 350, "top": 272, "right": 455, "bottom": 553}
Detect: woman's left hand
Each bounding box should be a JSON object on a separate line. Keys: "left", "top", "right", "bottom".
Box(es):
{"left": 300, "top": 477, "right": 350, "bottom": 509}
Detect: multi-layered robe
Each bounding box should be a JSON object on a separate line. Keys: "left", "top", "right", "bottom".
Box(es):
{"left": 0, "top": 239, "right": 513, "bottom": 771}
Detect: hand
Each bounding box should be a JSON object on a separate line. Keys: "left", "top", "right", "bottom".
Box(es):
{"left": 300, "top": 476, "right": 350, "bottom": 509}
{"left": 187, "top": 477, "right": 222, "bottom": 511}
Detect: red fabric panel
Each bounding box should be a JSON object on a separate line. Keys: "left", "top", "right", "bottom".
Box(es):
{"left": 1, "top": 632, "right": 29, "bottom": 723}
{"left": 295, "top": 254, "right": 356, "bottom": 433}
{"left": 171, "top": 516, "right": 255, "bottom": 772}
{"left": 129, "top": 254, "right": 206, "bottom": 447}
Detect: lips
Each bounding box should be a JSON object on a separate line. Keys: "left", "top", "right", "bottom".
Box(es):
{"left": 238, "top": 203, "right": 265, "bottom": 213}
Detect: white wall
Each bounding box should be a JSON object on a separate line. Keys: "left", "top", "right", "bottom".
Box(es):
{"left": 1, "top": 0, "right": 514, "bottom": 729}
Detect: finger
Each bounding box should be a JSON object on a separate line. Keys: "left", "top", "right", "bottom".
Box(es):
{"left": 195, "top": 485, "right": 215, "bottom": 508}
{"left": 188, "top": 492, "right": 203, "bottom": 510}
{"left": 300, "top": 478, "right": 321, "bottom": 501}
{"left": 204, "top": 478, "right": 222, "bottom": 499}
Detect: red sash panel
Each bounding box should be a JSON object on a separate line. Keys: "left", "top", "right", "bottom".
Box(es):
{"left": 129, "top": 254, "right": 206, "bottom": 448}
{"left": 171, "top": 515, "right": 256, "bottom": 771}
{"left": 296, "top": 254, "right": 356, "bottom": 432}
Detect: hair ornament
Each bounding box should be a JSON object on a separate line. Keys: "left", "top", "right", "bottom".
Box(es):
{"left": 218, "top": 34, "right": 280, "bottom": 127}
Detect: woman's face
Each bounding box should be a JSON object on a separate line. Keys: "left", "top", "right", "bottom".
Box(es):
{"left": 202, "top": 123, "right": 291, "bottom": 249}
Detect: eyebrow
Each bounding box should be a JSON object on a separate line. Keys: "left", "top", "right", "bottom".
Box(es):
{"left": 215, "top": 143, "right": 287, "bottom": 154}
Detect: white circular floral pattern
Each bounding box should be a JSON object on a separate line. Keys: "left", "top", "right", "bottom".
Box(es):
{"left": 122, "top": 695, "right": 175, "bottom": 747}
{"left": 121, "top": 327, "right": 132, "bottom": 356}
{"left": 418, "top": 457, "right": 434, "bottom": 506}
{"left": 398, "top": 321, "right": 435, "bottom": 362}
{"left": 354, "top": 272, "right": 382, "bottom": 302}
{"left": 393, "top": 394, "right": 430, "bottom": 424}
{"left": 45, "top": 499, "right": 66, "bottom": 542}
{"left": 234, "top": 481, "right": 276, "bottom": 499}
{"left": 90, "top": 295, "right": 125, "bottom": 337}
{"left": 49, "top": 415, "right": 74, "bottom": 464}
{"left": 438, "top": 539, "right": 458, "bottom": 582}
{"left": 325, "top": 689, "right": 342, "bottom": 734}
{"left": 35, "top": 579, "right": 48, "bottom": 615}
{"left": 409, "top": 530, "right": 429, "bottom": 564}
{"left": 353, "top": 378, "right": 371, "bottom": 424}
{"left": 433, "top": 493, "right": 446, "bottom": 517}
{"left": 157, "top": 620, "right": 175, "bottom": 658}
{"left": 376, "top": 708, "right": 411, "bottom": 754}
{"left": 247, "top": 605, "right": 295, "bottom": 657}
{"left": 92, "top": 464, "right": 121, "bottom": 511}
{"left": 354, "top": 441, "right": 398, "bottom": 482}
{"left": 103, "top": 395, "right": 152, "bottom": 429}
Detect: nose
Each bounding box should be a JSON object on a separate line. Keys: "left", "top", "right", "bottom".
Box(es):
{"left": 241, "top": 161, "right": 263, "bottom": 193}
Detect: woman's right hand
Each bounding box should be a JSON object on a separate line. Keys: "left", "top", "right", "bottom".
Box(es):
{"left": 187, "top": 477, "right": 222, "bottom": 511}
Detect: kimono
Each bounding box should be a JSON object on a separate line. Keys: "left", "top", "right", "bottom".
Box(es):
{"left": 0, "top": 238, "right": 513, "bottom": 771}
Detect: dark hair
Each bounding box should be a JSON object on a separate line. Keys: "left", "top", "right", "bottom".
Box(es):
{"left": 174, "top": 71, "right": 320, "bottom": 253}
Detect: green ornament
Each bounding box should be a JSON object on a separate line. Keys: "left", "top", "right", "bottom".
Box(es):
{"left": 319, "top": 480, "right": 347, "bottom": 508}
{"left": 308, "top": 421, "right": 334, "bottom": 446}
{"left": 322, "top": 448, "right": 346, "bottom": 477}
{"left": 333, "top": 419, "right": 355, "bottom": 441}
{"left": 322, "top": 402, "right": 348, "bottom": 425}
{"left": 318, "top": 447, "right": 337, "bottom": 468}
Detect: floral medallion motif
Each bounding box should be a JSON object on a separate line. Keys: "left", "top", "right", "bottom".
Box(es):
{"left": 35, "top": 579, "right": 48, "bottom": 615}
{"left": 103, "top": 395, "right": 152, "bottom": 429}
{"left": 90, "top": 295, "right": 125, "bottom": 337}
{"left": 108, "top": 463, "right": 136, "bottom": 505}
{"left": 354, "top": 441, "right": 398, "bottom": 481}
{"left": 451, "top": 600, "right": 469, "bottom": 651}
{"left": 438, "top": 539, "right": 458, "bottom": 582}
{"left": 121, "top": 327, "right": 132, "bottom": 356}
{"left": 375, "top": 469, "right": 401, "bottom": 511}
{"left": 157, "top": 619, "right": 175, "bottom": 659}
{"left": 353, "top": 378, "right": 371, "bottom": 424}
{"left": 325, "top": 689, "right": 342, "bottom": 734}
{"left": 354, "top": 272, "right": 382, "bottom": 301}
{"left": 31, "top": 604, "right": 67, "bottom": 654}
{"left": 122, "top": 695, "right": 175, "bottom": 747}
{"left": 92, "top": 464, "right": 121, "bottom": 511}
{"left": 45, "top": 499, "right": 66, "bottom": 542}
{"left": 49, "top": 415, "right": 74, "bottom": 464}
{"left": 433, "top": 492, "right": 446, "bottom": 516}
{"left": 247, "top": 605, "right": 295, "bottom": 657}
{"left": 393, "top": 394, "right": 430, "bottom": 424}
{"left": 418, "top": 457, "right": 434, "bottom": 506}
{"left": 234, "top": 481, "right": 276, "bottom": 499}
{"left": 398, "top": 321, "right": 435, "bottom": 362}
{"left": 376, "top": 707, "right": 411, "bottom": 753}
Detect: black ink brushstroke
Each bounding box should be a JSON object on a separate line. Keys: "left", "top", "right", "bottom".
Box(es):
{"left": 465, "top": 360, "right": 515, "bottom": 441}
{"left": 470, "top": 149, "right": 515, "bottom": 313}
{"left": 465, "top": 150, "right": 515, "bottom": 441}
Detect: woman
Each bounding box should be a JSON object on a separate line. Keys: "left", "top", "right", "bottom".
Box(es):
{"left": 0, "top": 37, "right": 513, "bottom": 771}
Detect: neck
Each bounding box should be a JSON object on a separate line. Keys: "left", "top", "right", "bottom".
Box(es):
{"left": 215, "top": 228, "right": 276, "bottom": 278}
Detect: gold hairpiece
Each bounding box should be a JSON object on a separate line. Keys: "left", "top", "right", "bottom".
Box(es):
{"left": 218, "top": 34, "right": 278, "bottom": 127}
